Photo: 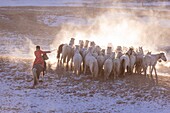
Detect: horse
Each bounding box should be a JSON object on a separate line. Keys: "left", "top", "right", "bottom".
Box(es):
{"left": 84, "top": 40, "right": 89, "bottom": 48}
{"left": 113, "top": 58, "right": 120, "bottom": 79}
{"left": 97, "top": 51, "right": 106, "bottom": 77}
{"left": 84, "top": 47, "right": 98, "bottom": 77}
{"left": 126, "top": 47, "right": 136, "bottom": 74}
{"left": 79, "top": 40, "right": 90, "bottom": 72}
{"left": 120, "top": 53, "right": 130, "bottom": 77}
{"left": 135, "top": 47, "right": 144, "bottom": 74}
{"left": 73, "top": 45, "right": 82, "bottom": 75}
{"left": 61, "top": 38, "right": 75, "bottom": 70}
{"left": 32, "top": 54, "right": 48, "bottom": 88}
{"left": 103, "top": 52, "right": 115, "bottom": 80}
{"left": 105, "top": 46, "right": 113, "bottom": 60}
{"left": 79, "top": 40, "right": 84, "bottom": 49}
{"left": 92, "top": 45, "right": 101, "bottom": 58}
{"left": 57, "top": 44, "right": 65, "bottom": 64}
{"left": 143, "top": 52, "right": 167, "bottom": 78}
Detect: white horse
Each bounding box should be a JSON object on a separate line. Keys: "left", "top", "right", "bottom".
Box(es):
{"left": 61, "top": 38, "right": 75, "bottom": 70}
{"left": 73, "top": 45, "right": 82, "bottom": 75}
{"left": 97, "top": 51, "right": 106, "bottom": 76}
{"left": 92, "top": 45, "right": 101, "bottom": 58}
{"left": 103, "top": 52, "right": 115, "bottom": 80}
{"left": 84, "top": 47, "right": 98, "bottom": 77}
{"left": 105, "top": 46, "right": 113, "bottom": 59}
{"left": 126, "top": 48, "right": 136, "bottom": 74}
{"left": 84, "top": 40, "right": 89, "bottom": 49}
{"left": 113, "top": 58, "right": 120, "bottom": 79}
{"left": 79, "top": 40, "right": 90, "bottom": 72}
{"left": 143, "top": 52, "right": 167, "bottom": 77}
{"left": 120, "top": 54, "right": 130, "bottom": 77}
{"left": 135, "top": 47, "right": 144, "bottom": 74}
{"left": 79, "top": 40, "right": 84, "bottom": 49}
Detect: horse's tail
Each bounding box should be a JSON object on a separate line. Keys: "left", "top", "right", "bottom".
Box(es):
{"left": 32, "top": 68, "right": 38, "bottom": 86}
{"left": 89, "top": 61, "right": 95, "bottom": 77}
{"left": 120, "top": 59, "right": 125, "bottom": 76}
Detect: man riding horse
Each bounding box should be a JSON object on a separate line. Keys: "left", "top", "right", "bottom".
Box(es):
{"left": 32, "top": 45, "right": 51, "bottom": 88}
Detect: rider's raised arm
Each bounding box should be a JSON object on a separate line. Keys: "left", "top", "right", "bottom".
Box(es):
{"left": 40, "top": 50, "right": 51, "bottom": 54}
{"left": 44, "top": 51, "right": 51, "bottom": 53}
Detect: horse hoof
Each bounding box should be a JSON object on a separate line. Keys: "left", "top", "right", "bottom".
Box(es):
{"left": 31, "top": 85, "right": 36, "bottom": 89}
{"left": 39, "top": 80, "right": 43, "bottom": 82}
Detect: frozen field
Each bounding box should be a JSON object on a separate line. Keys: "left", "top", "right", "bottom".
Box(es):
{"left": 0, "top": 1, "right": 170, "bottom": 113}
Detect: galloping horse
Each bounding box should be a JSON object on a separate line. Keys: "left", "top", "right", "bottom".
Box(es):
{"left": 84, "top": 47, "right": 98, "bottom": 77}
{"left": 143, "top": 52, "right": 167, "bottom": 77}
{"left": 135, "top": 47, "right": 144, "bottom": 74}
{"left": 57, "top": 44, "right": 65, "bottom": 64}
{"left": 61, "top": 38, "right": 75, "bottom": 70}
{"left": 120, "top": 54, "right": 130, "bottom": 77}
{"left": 73, "top": 45, "right": 82, "bottom": 75}
{"left": 126, "top": 47, "right": 136, "bottom": 74}
{"left": 32, "top": 54, "right": 48, "bottom": 87}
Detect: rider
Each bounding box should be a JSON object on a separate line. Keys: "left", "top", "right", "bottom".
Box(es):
{"left": 33, "top": 46, "right": 51, "bottom": 75}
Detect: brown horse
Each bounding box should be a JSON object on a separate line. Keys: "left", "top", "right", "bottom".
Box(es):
{"left": 32, "top": 54, "right": 48, "bottom": 88}
{"left": 57, "top": 44, "right": 64, "bottom": 63}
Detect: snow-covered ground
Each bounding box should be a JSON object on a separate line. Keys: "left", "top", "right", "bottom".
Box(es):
{"left": 1, "top": 1, "right": 170, "bottom": 113}
{"left": 37, "top": 15, "right": 93, "bottom": 27}
{"left": 0, "top": 58, "right": 170, "bottom": 113}
{"left": 36, "top": 13, "right": 170, "bottom": 28}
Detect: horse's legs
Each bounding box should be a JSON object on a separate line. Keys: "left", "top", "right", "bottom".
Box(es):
{"left": 66, "top": 62, "right": 69, "bottom": 71}
{"left": 80, "top": 63, "right": 82, "bottom": 74}
{"left": 84, "top": 64, "right": 87, "bottom": 75}
{"left": 78, "top": 64, "right": 81, "bottom": 75}
{"left": 144, "top": 66, "right": 147, "bottom": 76}
{"left": 148, "top": 65, "right": 152, "bottom": 76}
{"left": 74, "top": 68, "right": 77, "bottom": 75}
{"left": 153, "top": 66, "right": 158, "bottom": 84}
{"left": 70, "top": 58, "right": 73, "bottom": 71}
{"left": 32, "top": 68, "right": 38, "bottom": 86}
{"left": 153, "top": 66, "right": 157, "bottom": 76}
{"left": 82, "top": 59, "right": 85, "bottom": 72}
{"left": 150, "top": 66, "right": 154, "bottom": 77}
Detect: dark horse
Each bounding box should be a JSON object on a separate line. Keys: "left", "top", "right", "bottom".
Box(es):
{"left": 57, "top": 44, "right": 64, "bottom": 63}
{"left": 32, "top": 54, "right": 48, "bottom": 87}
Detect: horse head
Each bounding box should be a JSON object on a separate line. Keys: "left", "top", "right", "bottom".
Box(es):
{"left": 107, "top": 46, "right": 112, "bottom": 55}
{"left": 79, "top": 40, "right": 84, "bottom": 48}
{"left": 101, "top": 49, "right": 105, "bottom": 56}
{"left": 160, "top": 53, "right": 167, "bottom": 62}
{"left": 146, "top": 51, "right": 152, "bottom": 55}
{"left": 69, "top": 38, "right": 75, "bottom": 46}
{"left": 90, "top": 41, "right": 95, "bottom": 47}
{"left": 138, "top": 46, "right": 144, "bottom": 55}
{"left": 85, "top": 40, "right": 89, "bottom": 48}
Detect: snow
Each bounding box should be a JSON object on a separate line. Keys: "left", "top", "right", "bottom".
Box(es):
{"left": 0, "top": 57, "right": 170, "bottom": 112}
{"left": 1, "top": 1, "right": 170, "bottom": 112}
{"left": 0, "top": 53, "right": 170, "bottom": 112}
{"left": 37, "top": 15, "right": 93, "bottom": 27}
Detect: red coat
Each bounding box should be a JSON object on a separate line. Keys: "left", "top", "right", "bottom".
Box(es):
{"left": 33, "top": 50, "right": 50, "bottom": 68}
